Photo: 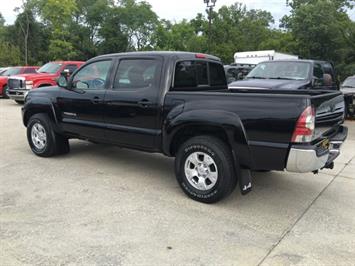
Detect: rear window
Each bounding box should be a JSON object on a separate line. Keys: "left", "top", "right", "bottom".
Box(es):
{"left": 174, "top": 61, "right": 196, "bottom": 88}
{"left": 173, "top": 60, "right": 226, "bottom": 90}
{"left": 210, "top": 62, "right": 226, "bottom": 86}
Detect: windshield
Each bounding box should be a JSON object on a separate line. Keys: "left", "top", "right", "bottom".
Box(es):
{"left": 38, "top": 62, "right": 62, "bottom": 74}
{"left": 2, "top": 67, "right": 22, "bottom": 76}
{"left": 247, "top": 61, "right": 311, "bottom": 80}
{"left": 342, "top": 77, "right": 355, "bottom": 88}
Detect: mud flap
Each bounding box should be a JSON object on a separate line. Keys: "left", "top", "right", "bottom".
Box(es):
{"left": 239, "top": 169, "right": 252, "bottom": 195}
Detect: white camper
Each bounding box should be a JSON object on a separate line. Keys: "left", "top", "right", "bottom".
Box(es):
{"left": 234, "top": 50, "right": 298, "bottom": 65}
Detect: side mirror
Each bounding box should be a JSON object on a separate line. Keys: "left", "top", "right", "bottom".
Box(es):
{"left": 57, "top": 75, "right": 68, "bottom": 88}
{"left": 61, "top": 69, "right": 71, "bottom": 77}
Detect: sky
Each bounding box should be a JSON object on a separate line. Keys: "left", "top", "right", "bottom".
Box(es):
{"left": 1, "top": 0, "right": 291, "bottom": 25}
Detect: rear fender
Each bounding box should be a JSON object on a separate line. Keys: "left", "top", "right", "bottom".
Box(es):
{"left": 163, "top": 109, "right": 254, "bottom": 169}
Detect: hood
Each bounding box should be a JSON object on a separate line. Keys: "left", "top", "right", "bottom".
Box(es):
{"left": 229, "top": 78, "right": 310, "bottom": 90}
{"left": 11, "top": 72, "right": 57, "bottom": 81}
{"left": 27, "top": 85, "right": 61, "bottom": 99}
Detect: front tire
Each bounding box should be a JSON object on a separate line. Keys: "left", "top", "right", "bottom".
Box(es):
{"left": 175, "top": 136, "right": 237, "bottom": 203}
{"left": 2, "top": 85, "right": 9, "bottom": 98}
{"left": 15, "top": 100, "right": 24, "bottom": 104}
{"left": 27, "top": 113, "right": 70, "bottom": 157}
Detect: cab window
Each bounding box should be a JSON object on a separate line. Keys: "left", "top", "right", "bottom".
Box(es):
{"left": 72, "top": 60, "right": 111, "bottom": 90}
{"left": 113, "top": 59, "right": 161, "bottom": 90}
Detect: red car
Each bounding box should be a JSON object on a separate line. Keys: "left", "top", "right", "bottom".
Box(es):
{"left": 7, "top": 61, "right": 84, "bottom": 103}
{"left": 0, "top": 66, "right": 39, "bottom": 98}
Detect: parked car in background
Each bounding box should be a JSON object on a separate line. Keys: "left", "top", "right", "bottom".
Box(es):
{"left": 230, "top": 60, "right": 338, "bottom": 91}
{"left": 0, "top": 66, "right": 39, "bottom": 98}
{"left": 341, "top": 75, "right": 355, "bottom": 118}
{"left": 224, "top": 64, "right": 255, "bottom": 83}
{"left": 22, "top": 51, "right": 347, "bottom": 203}
{"left": 7, "top": 61, "right": 84, "bottom": 103}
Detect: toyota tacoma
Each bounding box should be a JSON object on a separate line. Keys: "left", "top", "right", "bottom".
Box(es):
{"left": 22, "top": 52, "right": 348, "bottom": 203}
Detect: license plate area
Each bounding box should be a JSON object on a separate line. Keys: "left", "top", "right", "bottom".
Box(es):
{"left": 316, "top": 138, "right": 330, "bottom": 156}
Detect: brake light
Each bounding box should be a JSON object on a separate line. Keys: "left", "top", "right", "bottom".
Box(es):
{"left": 291, "top": 106, "right": 315, "bottom": 143}
{"left": 195, "top": 53, "right": 206, "bottom": 59}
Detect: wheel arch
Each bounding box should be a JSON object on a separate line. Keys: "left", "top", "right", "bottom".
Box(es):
{"left": 23, "top": 98, "right": 58, "bottom": 128}
{"left": 164, "top": 109, "right": 254, "bottom": 169}
{"left": 36, "top": 83, "right": 53, "bottom": 88}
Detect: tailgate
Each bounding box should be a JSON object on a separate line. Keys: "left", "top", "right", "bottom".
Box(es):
{"left": 311, "top": 91, "right": 345, "bottom": 140}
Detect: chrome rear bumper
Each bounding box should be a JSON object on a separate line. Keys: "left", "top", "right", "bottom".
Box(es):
{"left": 286, "top": 126, "right": 348, "bottom": 173}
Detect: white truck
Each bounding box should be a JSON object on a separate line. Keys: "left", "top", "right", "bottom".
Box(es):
{"left": 234, "top": 50, "right": 298, "bottom": 65}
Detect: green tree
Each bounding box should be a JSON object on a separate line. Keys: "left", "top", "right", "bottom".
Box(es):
{"left": 98, "top": 6, "right": 129, "bottom": 54}
{"left": 0, "top": 42, "right": 22, "bottom": 66}
{"left": 33, "top": 0, "right": 78, "bottom": 59}
{"left": 283, "top": 0, "right": 354, "bottom": 79}
{"left": 119, "top": 0, "right": 159, "bottom": 50}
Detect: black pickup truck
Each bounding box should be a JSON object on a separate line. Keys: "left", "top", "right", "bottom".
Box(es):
{"left": 22, "top": 52, "right": 347, "bottom": 203}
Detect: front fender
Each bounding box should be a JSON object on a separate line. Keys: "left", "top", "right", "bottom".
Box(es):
{"left": 22, "top": 96, "right": 58, "bottom": 128}
{"left": 163, "top": 109, "right": 254, "bottom": 169}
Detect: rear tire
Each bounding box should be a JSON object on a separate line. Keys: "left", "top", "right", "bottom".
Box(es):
{"left": 27, "top": 113, "right": 70, "bottom": 157}
{"left": 175, "top": 136, "right": 237, "bottom": 203}
{"left": 15, "top": 100, "right": 24, "bottom": 104}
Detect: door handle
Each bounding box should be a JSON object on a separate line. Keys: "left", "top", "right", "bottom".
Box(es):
{"left": 138, "top": 99, "right": 153, "bottom": 108}
{"left": 91, "top": 96, "right": 101, "bottom": 104}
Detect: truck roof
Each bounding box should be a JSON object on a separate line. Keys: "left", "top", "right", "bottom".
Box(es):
{"left": 92, "top": 51, "right": 221, "bottom": 62}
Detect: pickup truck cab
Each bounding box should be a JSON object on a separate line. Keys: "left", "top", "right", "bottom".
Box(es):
{"left": 230, "top": 60, "right": 338, "bottom": 91}
{"left": 22, "top": 52, "right": 347, "bottom": 203}
{"left": 0, "top": 66, "right": 39, "bottom": 98}
{"left": 8, "top": 61, "right": 84, "bottom": 103}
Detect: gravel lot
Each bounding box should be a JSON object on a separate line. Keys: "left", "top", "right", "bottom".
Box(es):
{"left": 1, "top": 98, "right": 355, "bottom": 265}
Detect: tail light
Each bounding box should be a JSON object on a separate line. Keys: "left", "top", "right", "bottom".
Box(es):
{"left": 291, "top": 106, "right": 315, "bottom": 143}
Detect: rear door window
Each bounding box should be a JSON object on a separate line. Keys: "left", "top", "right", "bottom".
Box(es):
{"left": 113, "top": 59, "right": 161, "bottom": 90}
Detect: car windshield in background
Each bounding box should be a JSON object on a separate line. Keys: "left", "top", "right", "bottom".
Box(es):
{"left": 38, "top": 63, "right": 62, "bottom": 74}
{"left": 342, "top": 78, "right": 355, "bottom": 88}
{"left": 247, "top": 61, "right": 311, "bottom": 80}
{"left": 2, "top": 67, "right": 22, "bottom": 76}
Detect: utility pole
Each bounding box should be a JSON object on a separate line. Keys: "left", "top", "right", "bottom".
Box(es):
{"left": 203, "top": 0, "right": 216, "bottom": 53}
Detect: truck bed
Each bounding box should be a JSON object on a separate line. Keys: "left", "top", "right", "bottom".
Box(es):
{"left": 164, "top": 89, "right": 345, "bottom": 170}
